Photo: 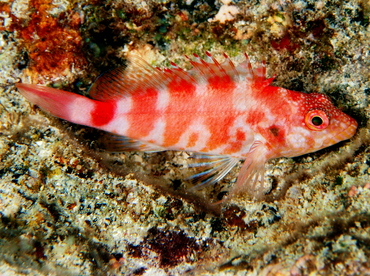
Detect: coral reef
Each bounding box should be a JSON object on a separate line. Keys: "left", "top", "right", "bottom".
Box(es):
{"left": 0, "top": 0, "right": 369, "bottom": 275}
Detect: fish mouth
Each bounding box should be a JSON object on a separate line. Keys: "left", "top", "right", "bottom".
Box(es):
{"left": 329, "top": 120, "right": 358, "bottom": 145}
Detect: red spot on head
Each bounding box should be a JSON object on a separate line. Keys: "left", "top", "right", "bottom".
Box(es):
{"left": 300, "top": 92, "right": 357, "bottom": 134}
{"left": 267, "top": 124, "right": 285, "bottom": 144}
{"left": 91, "top": 100, "right": 116, "bottom": 126}
{"left": 269, "top": 126, "right": 279, "bottom": 137}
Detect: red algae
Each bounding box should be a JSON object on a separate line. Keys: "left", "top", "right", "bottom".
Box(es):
{"left": 128, "top": 227, "right": 200, "bottom": 268}
{"left": 223, "top": 205, "right": 258, "bottom": 231}
{"left": 271, "top": 34, "right": 300, "bottom": 53}
{"left": 17, "top": 0, "right": 87, "bottom": 80}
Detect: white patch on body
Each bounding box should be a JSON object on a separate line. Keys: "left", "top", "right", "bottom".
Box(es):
{"left": 143, "top": 118, "right": 167, "bottom": 145}
{"left": 115, "top": 97, "right": 133, "bottom": 115}
{"left": 69, "top": 97, "right": 95, "bottom": 126}
{"left": 101, "top": 97, "right": 132, "bottom": 135}
{"left": 194, "top": 85, "right": 208, "bottom": 100}
{"left": 232, "top": 83, "right": 258, "bottom": 112}
{"left": 156, "top": 88, "right": 170, "bottom": 111}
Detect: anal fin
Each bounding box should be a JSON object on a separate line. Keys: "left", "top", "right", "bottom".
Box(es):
{"left": 99, "top": 132, "right": 165, "bottom": 152}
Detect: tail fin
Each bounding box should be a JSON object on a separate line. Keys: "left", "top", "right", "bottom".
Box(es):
{"left": 16, "top": 83, "right": 96, "bottom": 127}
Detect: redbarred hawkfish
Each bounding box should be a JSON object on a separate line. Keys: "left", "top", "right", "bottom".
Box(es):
{"left": 16, "top": 52, "right": 357, "bottom": 201}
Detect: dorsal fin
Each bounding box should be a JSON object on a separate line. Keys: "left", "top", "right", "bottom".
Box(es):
{"left": 88, "top": 56, "right": 198, "bottom": 102}
{"left": 88, "top": 53, "right": 271, "bottom": 102}
{"left": 88, "top": 58, "right": 169, "bottom": 101}
{"left": 186, "top": 53, "right": 233, "bottom": 82}
{"left": 187, "top": 52, "right": 270, "bottom": 83}
{"left": 88, "top": 67, "right": 128, "bottom": 101}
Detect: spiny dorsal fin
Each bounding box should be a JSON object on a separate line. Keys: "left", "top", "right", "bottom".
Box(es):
{"left": 235, "top": 53, "right": 266, "bottom": 82}
{"left": 186, "top": 53, "right": 234, "bottom": 82}
{"left": 187, "top": 52, "right": 270, "bottom": 83}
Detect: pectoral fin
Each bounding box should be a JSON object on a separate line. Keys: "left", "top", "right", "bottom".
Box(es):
{"left": 219, "top": 140, "right": 269, "bottom": 203}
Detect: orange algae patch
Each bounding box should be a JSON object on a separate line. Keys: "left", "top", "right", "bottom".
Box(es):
{"left": 18, "top": 0, "right": 87, "bottom": 79}
{"left": 0, "top": 3, "right": 17, "bottom": 32}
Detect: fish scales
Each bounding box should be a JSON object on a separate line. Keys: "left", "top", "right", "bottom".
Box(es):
{"left": 16, "top": 53, "right": 357, "bottom": 201}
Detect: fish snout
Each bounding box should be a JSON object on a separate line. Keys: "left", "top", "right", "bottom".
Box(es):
{"left": 332, "top": 116, "right": 358, "bottom": 144}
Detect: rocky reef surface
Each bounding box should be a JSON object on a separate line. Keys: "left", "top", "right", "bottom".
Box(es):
{"left": 0, "top": 0, "right": 369, "bottom": 275}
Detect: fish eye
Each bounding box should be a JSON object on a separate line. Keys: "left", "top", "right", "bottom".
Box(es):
{"left": 305, "top": 110, "right": 329, "bottom": 130}
{"left": 311, "top": 116, "right": 323, "bottom": 126}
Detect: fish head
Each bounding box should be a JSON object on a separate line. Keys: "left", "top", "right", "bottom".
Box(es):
{"left": 282, "top": 92, "right": 357, "bottom": 157}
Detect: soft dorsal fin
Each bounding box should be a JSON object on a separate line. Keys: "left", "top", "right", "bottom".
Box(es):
{"left": 88, "top": 53, "right": 271, "bottom": 102}
{"left": 88, "top": 58, "right": 169, "bottom": 101}
{"left": 88, "top": 67, "right": 128, "bottom": 101}
{"left": 88, "top": 56, "right": 198, "bottom": 101}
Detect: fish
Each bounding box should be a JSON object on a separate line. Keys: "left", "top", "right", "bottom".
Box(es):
{"left": 16, "top": 52, "right": 358, "bottom": 201}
